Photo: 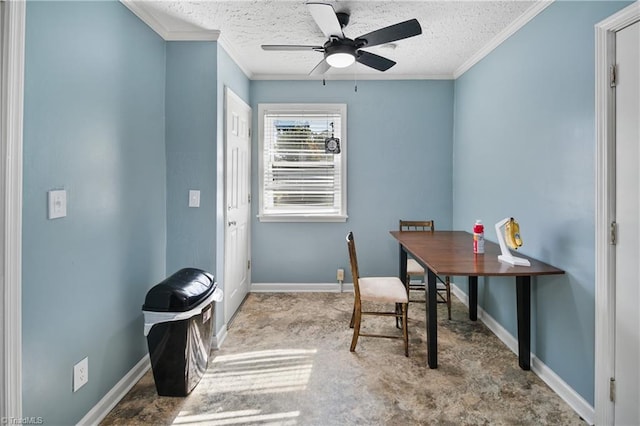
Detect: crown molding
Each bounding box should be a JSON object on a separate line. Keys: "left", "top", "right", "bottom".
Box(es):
{"left": 251, "top": 73, "right": 453, "bottom": 81}
{"left": 217, "top": 34, "right": 254, "bottom": 79}
{"left": 453, "top": 0, "right": 555, "bottom": 79}
{"left": 122, "top": 0, "right": 555, "bottom": 80}
{"left": 120, "top": 0, "right": 219, "bottom": 41}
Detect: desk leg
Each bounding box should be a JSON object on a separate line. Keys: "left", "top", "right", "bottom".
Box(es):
{"left": 516, "top": 276, "right": 531, "bottom": 370}
{"left": 469, "top": 276, "right": 478, "bottom": 321}
{"left": 427, "top": 268, "right": 438, "bottom": 368}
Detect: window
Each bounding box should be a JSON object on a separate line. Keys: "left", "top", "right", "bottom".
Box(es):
{"left": 258, "top": 103, "right": 347, "bottom": 222}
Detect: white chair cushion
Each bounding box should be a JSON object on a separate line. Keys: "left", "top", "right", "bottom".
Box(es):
{"left": 358, "top": 277, "right": 408, "bottom": 303}
{"left": 407, "top": 258, "right": 425, "bottom": 275}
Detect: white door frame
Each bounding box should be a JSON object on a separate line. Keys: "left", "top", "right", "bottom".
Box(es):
{"left": 594, "top": 3, "right": 640, "bottom": 425}
{"left": 0, "top": 0, "right": 25, "bottom": 420}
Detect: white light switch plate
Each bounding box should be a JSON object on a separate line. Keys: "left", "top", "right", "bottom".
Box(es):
{"left": 189, "top": 190, "right": 200, "bottom": 208}
{"left": 48, "top": 190, "right": 67, "bottom": 219}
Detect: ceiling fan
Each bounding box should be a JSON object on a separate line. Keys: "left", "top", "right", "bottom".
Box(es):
{"left": 261, "top": 2, "right": 422, "bottom": 74}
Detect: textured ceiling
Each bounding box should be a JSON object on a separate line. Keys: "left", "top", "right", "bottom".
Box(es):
{"left": 126, "top": 1, "right": 546, "bottom": 79}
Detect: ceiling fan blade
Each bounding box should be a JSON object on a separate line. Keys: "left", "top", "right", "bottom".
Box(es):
{"left": 307, "top": 2, "right": 344, "bottom": 39}
{"left": 262, "top": 45, "right": 324, "bottom": 52}
{"left": 309, "top": 58, "right": 332, "bottom": 75}
{"left": 356, "top": 50, "right": 396, "bottom": 72}
{"left": 355, "top": 19, "right": 422, "bottom": 48}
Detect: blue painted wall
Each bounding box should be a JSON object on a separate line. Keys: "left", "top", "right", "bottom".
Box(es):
{"left": 452, "top": 1, "right": 631, "bottom": 405}
{"left": 250, "top": 80, "right": 454, "bottom": 283}
{"left": 165, "top": 41, "right": 218, "bottom": 275}
{"left": 19, "top": 0, "right": 630, "bottom": 422}
{"left": 22, "top": 1, "right": 166, "bottom": 424}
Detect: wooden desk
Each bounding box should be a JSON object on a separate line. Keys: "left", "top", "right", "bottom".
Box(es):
{"left": 390, "top": 230, "right": 565, "bottom": 370}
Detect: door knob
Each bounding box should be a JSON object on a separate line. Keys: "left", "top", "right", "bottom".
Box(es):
{"left": 228, "top": 221, "right": 236, "bottom": 226}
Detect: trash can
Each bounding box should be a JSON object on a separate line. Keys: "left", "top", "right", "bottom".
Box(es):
{"left": 142, "top": 268, "right": 223, "bottom": 396}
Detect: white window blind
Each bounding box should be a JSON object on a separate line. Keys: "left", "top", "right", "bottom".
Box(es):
{"left": 259, "top": 104, "right": 347, "bottom": 222}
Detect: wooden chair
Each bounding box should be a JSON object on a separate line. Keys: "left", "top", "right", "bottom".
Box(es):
{"left": 346, "top": 232, "right": 409, "bottom": 356}
{"left": 399, "top": 220, "right": 452, "bottom": 320}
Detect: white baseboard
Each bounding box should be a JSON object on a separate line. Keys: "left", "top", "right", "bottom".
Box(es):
{"left": 251, "top": 282, "right": 353, "bottom": 293}
{"left": 451, "top": 283, "right": 594, "bottom": 425}
{"left": 212, "top": 324, "right": 228, "bottom": 349}
{"left": 531, "top": 355, "right": 594, "bottom": 424}
{"left": 77, "top": 355, "right": 150, "bottom": 426}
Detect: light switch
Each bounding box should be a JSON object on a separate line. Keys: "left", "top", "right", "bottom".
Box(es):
{"left": 189, "top": 190, "right": 200, "bottom": 208}
{"left": 48, "top": 190, "right": 67, "bottom": 219}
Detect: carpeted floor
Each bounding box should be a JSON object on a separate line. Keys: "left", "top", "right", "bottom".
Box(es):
{"left": 101, "top": 292, "right": 586, "bottom": 425}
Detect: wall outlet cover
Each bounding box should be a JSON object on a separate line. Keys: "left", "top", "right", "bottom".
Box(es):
{"left": 48, "top": 190, "right": 67, "bottom": 219}
{"left": 73, "top": 357, "right": 88, "bottom": 392}
{"left": 189, "top": 190, "right": 200, "bottom": 208}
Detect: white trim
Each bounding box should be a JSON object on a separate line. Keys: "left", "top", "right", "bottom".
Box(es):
{"left": 120, "top": 0, "right": 551, "bottom": 81}
{"left": 257, "top": 214, "right": 348, "bottom": 223}
{"left": 77, "top": 355, "right": 151, "bottom": 426}
{"left": 251, "top": 282, "right": 352, "bottom": 293}
{"left": 161, "top": 30, "right": 220, "bottom": 42}
{"left": 1, "top": 0, "right": 24, "bottom": 420}
{"left": 531, "top": 357, "right": 595, "bottom": 425}
{"left": 251, "top": 73, "right": 454, "bottom": 81}
{"left": 594, "top": 3, "right": 640, "bottom": 426}
{"left": 211, "top": 323, "right": 228, "bottom": 350}
{"left": 258, "top": 103, "right": 348, "bottom": 222}
{"left": 217, "top": 34, "right": 253, "bottom": 80}
{"left": 453, "top": 0, "right": 554, "bottom": 78}
{"left": 120, "top": 0, "right": 220, "bottom": 41}
{"left": 452, "top": 284, "right": 594, "bottom": 424}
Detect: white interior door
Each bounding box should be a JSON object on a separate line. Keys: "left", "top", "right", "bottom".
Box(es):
{"left": 224, "top": 88, "right": 251, "bottom": 324}
{"left": 614, "top": 20, "right": 640, "bottom": 426}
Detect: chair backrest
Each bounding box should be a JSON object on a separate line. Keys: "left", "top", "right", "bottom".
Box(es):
{"left": 346, "top": 232, "right": 361, "bottom": 300}
{"left": 399, "top": 220, "right": 435, "bottom": 232}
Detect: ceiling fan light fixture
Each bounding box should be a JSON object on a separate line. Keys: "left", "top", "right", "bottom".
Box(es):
{"left": 326, "top": 52, "right": 355, "bottom": 68}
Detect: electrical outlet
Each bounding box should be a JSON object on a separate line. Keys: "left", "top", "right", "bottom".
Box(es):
{"left": 337, "top": 268, "right": 345, "bottom": 281}
{"left": 73, "top": 357, "right": 88, "bottom": 392}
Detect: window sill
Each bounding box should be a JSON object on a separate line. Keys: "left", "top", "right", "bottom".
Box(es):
{"left": 257, "top": 214, "right": 348, "bottom": 223}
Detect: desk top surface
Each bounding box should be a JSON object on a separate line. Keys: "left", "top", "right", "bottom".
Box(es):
{"left": 390, "top": 230, "right": 565, "bottom": 277}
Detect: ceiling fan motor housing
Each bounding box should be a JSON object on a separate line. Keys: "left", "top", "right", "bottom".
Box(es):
{"left": 323, "top": 38, "right": 357, "bottom": 59}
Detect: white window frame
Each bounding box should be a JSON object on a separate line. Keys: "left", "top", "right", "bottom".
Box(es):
{"left": 258, "top": 103, "right": 347, "bottom": 222}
